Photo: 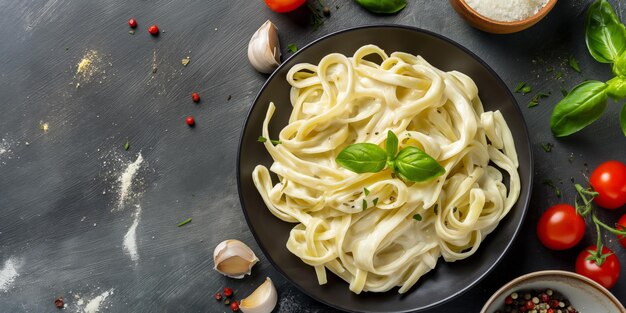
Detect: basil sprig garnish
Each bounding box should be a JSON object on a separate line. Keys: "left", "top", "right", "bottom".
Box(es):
{"left": 550, "top": 0, "right": 626, "bottom": 137}
{"left": 336, "top": 131, "right": 445, "bottom": 183}
{"left": 354, "top": 0, "right": 407, "bottom": 14}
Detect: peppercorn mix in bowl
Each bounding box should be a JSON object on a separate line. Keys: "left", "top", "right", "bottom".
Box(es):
{"left": 449, "top": 0, "right": 558, "bottom": 34}
{"left": 481, "top": 270, "right": 625, "bottom": 313}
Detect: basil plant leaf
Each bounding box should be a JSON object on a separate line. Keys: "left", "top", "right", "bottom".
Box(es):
{"left": 585, "top": 0, "right": 626, "bottom": 64}
{"left": 354, "top": 0, "right": 407, "bottom": 14}
{"left": 385, "top": 130, "right": 398, "bottom": 161}
{"left": 336, "top": 143, "right": 387, "bottom": 173}
{"left": 620, "top": 103, "right": 626, "bottom": 137}
{"left": 607, "top": 76, "right": 626, "bottom": 100}
{"left": 612, "top": 51, "right": 626, "bottom": 76}
{"left": 393, "top": 146, "right": 445, "bottom": 182}
{"left": 550, "top": 81, "right": 608, "bottom": 137}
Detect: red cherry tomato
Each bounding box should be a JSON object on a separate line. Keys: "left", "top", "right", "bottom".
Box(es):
{"left": 575, "top": 245, "right": 620, "bottom": 289}
{"left": 537, "top": 204, "right": 585, "bottom": 250}
{"left": 264, "top": 0, "right": 306, "bottom": 13}
{"left": 617, "top": 214, "right": 626, "bottom": 248}
{"left": 590, "top": 160, "right": 626, "bottom": 209}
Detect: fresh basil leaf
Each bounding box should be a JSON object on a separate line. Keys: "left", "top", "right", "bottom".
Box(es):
{"left": 585, "top": 0, "right": 626, "bottom": 63}
{"left": 550, "top": 81, "right": 608, "bottom": 137}
{"left": 613, "top": 52, "right": 626, "bottom": 75}
{"left": 607, "top": 76, "right": 626, "bottom": 100}
{"left": 393, "top": 146, "right": 445, "bottom": 182}
{"left": 385, "top": 130, "right": 398, "bottom": 160}
{"left": 354, "top": 0, "right": 407, "bottom": 14}
{"left": 336, "top": 143, "right": 387, "bottom": 173}
{"left": 620, "top": 103, "right": 626, "bottom": 136}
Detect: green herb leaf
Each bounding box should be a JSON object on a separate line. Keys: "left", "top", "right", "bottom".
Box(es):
{"left": 373, "top": 198, "right": 378, "bottom": 206}
{"left": 555, "top": 72, "right": 563, "bottom": 80}
{"left": 177, "top": 218, "right": 192, "bottom": 227}
{"left": 364, "top": 187, "right": 370, "bottom": 196}
{"left": 568, "top": 55, "right": 582, "bottom": 72}
{"left": 287, "top": 43, "right": 298, "bottom": 53}
{"left": 528, "top": 92, "right": 550, "bottom": 108}
{"left": 585, "top": 0, "right": 626, "bottom": 64}
{"left": 521, "top": 86, "right": 532, "bottom": 95}
{"left": 362, "top": 199, "right": 368, "bottom": 210}
{"left": 561, "top": 89, "right": 569, "bottom": 97}
{"left": 258, "top": 136, "right": 281, "bottom": 145}
{"left": 514, "top": 82, "right": 526, "bottom": 93}
{"left": 413, "top": 213, "right": 422, "bottom": 221}
{"left": 124, "top": 140, "right": 130, "bottom": 151}
{"left": 542, "top": 179, "right": 562, "bottom": 198}
{"left": 540, "top": 143, "right": 554, "bottom": 152}
{"left": 393, "top": 146, "right": 445, "bottom": 182}
{"left": 620, "top": 103, "right": 626, "bottom": 136}
{"left": 354, "top": 0, "right": 407, "bottom": 14}
{"left": 385, "top": 130, "right": 398, "bottom": 161}
{"left": 606, "top": 76, "right": 626, "bottom": 100}
{"left": 336, "top": 143, "right": 387, "bottom": 173}
{"left": 433, "top": 204, "right": 439, "bottom": 215}
{"left": 613, "top": 51, "right": 626, "bottom": 75}
{"left": 550, "top": 80, "right": 608, "bottom": 137}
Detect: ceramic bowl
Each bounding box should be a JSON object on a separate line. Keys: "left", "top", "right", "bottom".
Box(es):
{"left": 481, "top": 270, "right": 626, "bottom": 313}
{"left": 449, "top": 0, "right": 558, "bottom": 34}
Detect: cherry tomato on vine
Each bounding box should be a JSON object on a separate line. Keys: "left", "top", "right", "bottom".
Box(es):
{"left": 589, "top": 160, "right": 626, "bottom": 209}
{"left": 537, "top": 204, "right": 585, "bottom": 250}
{"left": 264, "top": 0, "right": 306, "bottom": 13}
{"left": 576, "top": 245, "right": 620, "bottom": 289}
{"left": 617, "top": 214, "right": 626, "bottom": 248}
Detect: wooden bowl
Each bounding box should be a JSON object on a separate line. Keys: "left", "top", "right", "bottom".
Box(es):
{"left": 480, "top": 270, "right": 626, "bottom": 313}
{"left": 450, "top": 0, "right": 558, "bottom": 34}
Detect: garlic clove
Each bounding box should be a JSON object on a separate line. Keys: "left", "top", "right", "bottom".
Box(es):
{"left": 248, "top": 20, "right": 281, "bottom": 74}
{"left": 240, "top": 277, "right": 278, "bottom": 313}
{"left": 213, "top": 239, "right": 259, "bottom": 279}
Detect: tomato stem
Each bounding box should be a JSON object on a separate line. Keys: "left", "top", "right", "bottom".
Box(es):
{"left": 574, "top": 183, "right": 598, "bottom": 216}
{"left": 592, "top": 213, "right": 626, "bottom": 235}
{"left": 591, "top": 216, "right": 607, "bottom": 266}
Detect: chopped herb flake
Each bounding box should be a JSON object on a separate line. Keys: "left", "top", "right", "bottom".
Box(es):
{"left": 521, "top": 86, "right": 532, "bottom": 95}
{"left": 514, "top": 82, "right": 526, "bottom": 93}
{"left": 555, "top": 71, "right": 563, "bottom": 80}
{"left": 413, "top": 213, "right": 422, "bottom": 221}
{"left": 177, "top": 218, "right": 192, "bottom": 227}
{"left": 362, "top": 199, "right": 367, "bottom": 210}
{"left": 542, "top": 179, "right": 562, "bottom": 198}
{"left": 541, "top": 143, "right": 554, "bottom": 152}
{"left": 257, "top": 136, "right": 281, "bottom": 145}
{"left": 124, "top": 140, "right": 130, "bottom": 151}
{"left": 568, "top": 55, "right": 581, "bottom": 73}
{"left": 363, "top": 187, "right": 370, "bottom": 196}
{"left": 287, "top": 43, "right": 298, "bottom": 53}
{"left": 433, "top": 204, "right": 439, "bottom": 215}
{"left": 545, "top": 67, "right": 554, "bottom": 73}
{"left": 528, "top": 92, "right": 550, "bottom": 108}
{"left": 561, "top": 89, "right": 569, "bottom": 97}
{"left": 373, "top": 198, "right": 378, "bottom": 206}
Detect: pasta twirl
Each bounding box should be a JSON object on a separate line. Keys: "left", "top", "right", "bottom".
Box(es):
{"left": 252, "top": 45, "right": 520, "bottom": 294}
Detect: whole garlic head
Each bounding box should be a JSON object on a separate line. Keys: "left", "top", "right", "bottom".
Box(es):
{"left": 248, "top": 20, "right": 281, "bottom": 74}
{"left": 213, "top": 239, "right": 259, "bottom": 279}
{"left": 240, "top": 277, "right": 278, "bottom": 313}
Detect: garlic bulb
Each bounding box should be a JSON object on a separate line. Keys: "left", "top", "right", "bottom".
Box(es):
{"left": 240, "top": 277, "right": 278, "bottom": 313}
{"left": 213, "top": 240, "right": 259, "bottom": 279}
{"left": 248, "top": 20, "right": 281, "bottom": 73}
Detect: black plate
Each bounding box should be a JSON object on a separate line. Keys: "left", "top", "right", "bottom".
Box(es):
{"left": 237, "top": 25, "right": 533, "bottom": 313}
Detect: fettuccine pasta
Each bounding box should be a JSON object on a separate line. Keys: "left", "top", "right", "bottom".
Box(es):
{"left": 252, "top": 44, "right": 520, "bottom": 294}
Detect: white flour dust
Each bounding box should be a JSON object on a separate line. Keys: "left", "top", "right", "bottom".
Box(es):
{"left": 82, "top": 288, "right": 114, "bottom": 313}
{"left": 0, "top": 258, "right": 19, "bottom": 292}
{"left": 123, "top": 205, "right": 141, "bottom": 263}
{"left": 117, "top": 153, "right": 143, "bottom": 210}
